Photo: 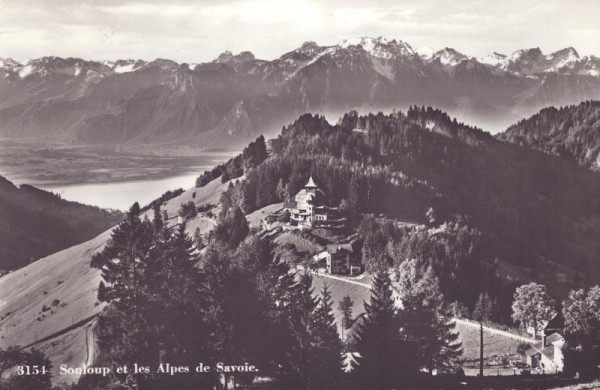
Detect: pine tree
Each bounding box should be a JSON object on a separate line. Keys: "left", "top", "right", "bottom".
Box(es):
{"left": 276, "top": 178, "right": 289, "bottom": 201}
{"left": 228, "top": 207, "right": 249, "bottom": 246}
{"left": 90, "top": 203, "right": 159, "bottom": 371}
{"left": 193, "top": 227, "right": 204, "bottom": 250}
{"left": 202, "top": 236, "right": 300, "bottom": 387}
{"left": 143, "top": 223, "right": 209, "bottom": 389}
{"left": 91, "top": 202, "right": 154, "bottom": 312}
{"left": 255, "top": 134, "right": 268, "bottom": 164}
{"left": 395, "top": 260, "right": 462, "bottom": 375}
{"left": 310, "top": 284, "right": 344, "bottom": 389}
{"left": 338, "top": 295, "right": 354, "bottom": 336}
{"left": 213, "top": 206, "right": 249, "bottom": 248}
{"left": 352, "top": 270, "right": 418, "bottom": 389}
{"left": 284, "top": 273, "right": 318, "bottom": 387}
{"left": 347, "top": 174, "right": 361, "bottom": 212}
{"left": 152, "top": 202, "right": 163, "bottom": 233}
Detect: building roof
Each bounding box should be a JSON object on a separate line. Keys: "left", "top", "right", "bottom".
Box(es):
{"left": 545, "top": 332, "right": 564, "bottom": 345}
{"left": 326, "top": 244, "right": 354, "bottom": 254}
{"left": 524, "top": 347, "right": 540, "bottom": 357}
{"left": 305, "top": 176, "right": 317, "bottom": 188}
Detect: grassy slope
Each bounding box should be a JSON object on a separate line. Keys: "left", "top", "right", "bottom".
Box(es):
{"left": 0, "top": 177, "right": 233, "bottom": 377}
{"left": 457, "top": 322, "right": 523, "bottom": 362}
{"left": 311, "top": 273, "right": 525, "bottom": 374}
{"left": 311, "top": 273, "right": 371, "bottom": 334}
{"left": 246, "top": 203, "right": 284, "bottom": 228}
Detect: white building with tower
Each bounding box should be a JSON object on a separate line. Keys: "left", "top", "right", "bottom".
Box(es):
{"left": 284, "top": 176, "right": 328, "bottom": 227}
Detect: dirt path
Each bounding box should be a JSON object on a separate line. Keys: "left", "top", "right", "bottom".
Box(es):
{"left": 19, "top": 314, "right": 98, "bottom": 350}
{"left": 454, "top": 318, "right": 535, "bottom": 343}
{"left": 85, "top": 318, "right": 98, "bottom": 367}
{"left": 308, "top": 270, "right": 372, "bottom": 289}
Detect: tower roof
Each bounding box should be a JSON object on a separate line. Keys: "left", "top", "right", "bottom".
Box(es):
{"left": 305, "top": 176, "right": 317, "bottom": 188}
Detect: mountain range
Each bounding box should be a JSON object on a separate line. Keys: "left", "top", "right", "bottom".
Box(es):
{"left": 1, "top": 37, "right": 600, "bottom": 149}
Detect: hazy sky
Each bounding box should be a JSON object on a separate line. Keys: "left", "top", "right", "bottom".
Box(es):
{"left": 1, "top": 0, "right": 599, "bottom": 63}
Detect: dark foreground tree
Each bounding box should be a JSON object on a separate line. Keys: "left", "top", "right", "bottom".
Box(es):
{"left": 0, "top": 348, "right": 52, "bottom": 390}
{"left": 309, "top": 284, "right": 344, "bottom": 389}
{"left": 213, "top": 206, "right": 249, "bottom": 248}
{"left": 202, "top": 236, "right": 306, "bottom": 388}
{"left": 90, "top": 202, "right": 156, "bottom": 368}
{"left": 394, "top": 259, "right": 462, "bottom": 375}
{"left": 352, "top": 270, "right": 418, "bottom": 389}
{"left": 91, "top": 204, "right": 210, "bottom": 389}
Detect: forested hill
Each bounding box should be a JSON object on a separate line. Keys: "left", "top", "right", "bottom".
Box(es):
{"left": 499, "top": 100, "right": 600, "bottom": 170}
{"left": 0, "top": 175, "right": 123, "bottom": 270}
{"left": 200, "top": 106, "right": 600, "bottom": 286}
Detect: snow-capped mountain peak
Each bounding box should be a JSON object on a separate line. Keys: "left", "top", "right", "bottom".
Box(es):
{"left": 478, "top": 52, "right": 507, "bottom": 67}
{"left": 0, "top": 57, "right": 22, "bottom": 71}
{"left": 337, "top": 36, "right": 415, "bottom": 59}
{"left": 545, "top": 47, "right": 580, "bottom": 71}
{"left": 416, "top": 46, "right": 436, "bottom": 61}
{"left": 214, "top": 51, "right": 256, "bottom": 66}
{"left": 509, "top": 47, "right": 543, "bottom": 62}
{"left": 112, "top": 59, "right": 147, "bottom": 74}
{"left": 431, "top": 48, "right": 469, "bottom": 66}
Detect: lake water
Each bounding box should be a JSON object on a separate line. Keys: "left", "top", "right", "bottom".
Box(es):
{"left": 39, "top": 172, "right": 201, "bottom": 211}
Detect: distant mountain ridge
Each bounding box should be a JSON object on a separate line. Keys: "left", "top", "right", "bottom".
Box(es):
{"left": 499, "top": 100, "right": 600, "bottom": 170}
{"left": 0, "top": 175, "right": 123, "bottom": 270}
{"left": 1, "top": 37, "right": 600, "bottom": 149}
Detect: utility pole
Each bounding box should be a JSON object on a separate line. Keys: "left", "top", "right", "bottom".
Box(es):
{"left": 479, "top": 321, "right": 484, "bottom": 377}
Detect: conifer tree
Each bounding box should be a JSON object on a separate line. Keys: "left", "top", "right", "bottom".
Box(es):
{"left": 90, "top": 202, "right": 158, "bottom": 370}
{"left": 202, "top": 236, "right": 299, "bottom": 387}
{"left": 395, "top": 260, "right": 462, "bottom": 375}
{"left": 310, "top": 284, "right": 344, "bottom": 389}
{"left": 255, "top": 134, "right": 268, "bottom": 163}
{"left": 91, "top": 202, "right": 153, "bottom": 308}
{"left": 338, "top": 295, "right": 354, "bottom": 332}
{"left": 284, "top": 273, "right": 318, "bottom": 386}
{"left": 142, "top": 223, "right": 209, "bottom": 389}
{"left": 213, "top": 206, "right": 249, "bottom": 248}
{"left": 152, "top": 202, "right": 163, "bottom": 233}
{"left": 347, "top": 174, "right": 361, "bottom": 212}
{"left": 352, "top": 270, "right": 418, "bottom": 389}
